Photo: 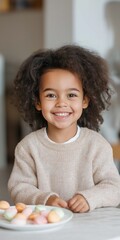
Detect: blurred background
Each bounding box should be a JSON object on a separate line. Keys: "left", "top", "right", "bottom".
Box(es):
{"left": 0, "top": 0, "right": 120, "bottom": 203}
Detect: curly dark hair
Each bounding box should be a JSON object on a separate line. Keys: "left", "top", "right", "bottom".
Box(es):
{"left": 13, "top": 44, "right": 111, "bottom": 131}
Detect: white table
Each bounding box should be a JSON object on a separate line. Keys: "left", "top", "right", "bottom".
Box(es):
{"left": 0, "top": 207, "right": 120, "bottom": 240}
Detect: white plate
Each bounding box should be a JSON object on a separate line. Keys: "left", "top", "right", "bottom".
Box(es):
{"left": 0, "top": 205, "right": 73, "bottom": 231}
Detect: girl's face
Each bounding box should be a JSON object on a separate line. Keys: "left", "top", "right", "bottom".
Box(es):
{"left": 36, "top": 69, "right": 89, "bottom": 139}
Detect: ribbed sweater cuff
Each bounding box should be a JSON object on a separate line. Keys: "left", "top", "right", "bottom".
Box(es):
{"left": 35, "top": 192, "right": 59, "bottom": 205}
{"left": 75, "top": 191, "right": 95, "bottom": 211}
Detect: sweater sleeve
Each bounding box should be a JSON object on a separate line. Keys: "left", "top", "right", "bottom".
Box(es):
{"left": 76, "top": 143, "right": 120, "bottom": 211}
{"left": 8, "top": 144, "right": 59, "bottom": 205}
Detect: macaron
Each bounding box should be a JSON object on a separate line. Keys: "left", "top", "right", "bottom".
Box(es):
{"left": 11, "top": 213, "right": 27, "bottom": 225}
{"left": 28, "top": 212, "right": 40, "bottom": 221}
{"left": 15, "top": 203, "right": 26, "bottom": 212}
{"left": 22, "top": 207, "right": 33, "bottom": 218}
{"left": 34, "top": 215, "right": 48, "bottom": 224}
{"left": 11, "top": 219, "right": 26, "bottom": 225}
{"left": 52, "top": 208, "right": 64, "bottom": 218}
{"left": 47, "top": 210, "right": 61, "bottom": 223}
{"left": 35, "top": 205, "right": 47, "bottom": 213}
{"left": 11, "top": 218, "right": 26, "bottom": 225}
{"left": 4, "top": 207, "right": 17, "bottom": 221}
{"left": 0, "top": 201, "right": 10, "bottom": 210}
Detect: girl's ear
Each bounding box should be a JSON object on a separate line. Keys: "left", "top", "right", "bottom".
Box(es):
{"left": 35, "top": 101, "right": 41, "bottom": 111}
{"left": 83, "top": 95, "right": 89, "bottom": 109}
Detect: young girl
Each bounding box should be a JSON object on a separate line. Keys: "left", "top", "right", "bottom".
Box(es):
{"left": 8, "top": 45, "right": 120, "bottom": 213}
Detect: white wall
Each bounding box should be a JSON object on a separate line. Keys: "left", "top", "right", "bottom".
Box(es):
{"left": 72, "top": 0, "right": 120, "bottom": 145}
{"left": 0, "top": 10, "right": 43, "bottom": 86}
{"left": 73, "top": 0, "right": 113, "bottom": 57}
{"left": 0, "top": 55, "right": 6, "bottom": 168}
{"left": 43, "top": 0, "right": 120, "bottom": 145}
{"left": 0, "top": 9, "right": 43, "bottom": 167}
{"left": 43, "top": 0, "right": 73, "bottom": 48}
{"left": 43, "top": 0, "right": 114, "bottom": 57}
{"left": 0, "top": 10, "right": 43, "bottom": 63}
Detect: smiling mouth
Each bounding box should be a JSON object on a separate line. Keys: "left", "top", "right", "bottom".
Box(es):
{"left": 53, "top": 112, "right": 71, "bottom": 117}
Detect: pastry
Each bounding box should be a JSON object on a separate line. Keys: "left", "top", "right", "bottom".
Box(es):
{"left": 47, "top": 210, "right": 61, "bottom": 223}
{"left": 4, "top": 207, "right": 17, "bottom": 221}
{"left": 34, "top": 215, "right": 47, "bottom": 224}
{"left": 0, "top": 201, "right": 10, "bottom": 210}
{"left": 15, "top": 203, "right": 26, "bottom": 212}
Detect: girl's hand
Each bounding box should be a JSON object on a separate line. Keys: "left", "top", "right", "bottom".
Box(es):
{"left": 46, "top": 195, "right": 68, "bottom": 208}
{"left": 68, "top": 194, "right": 90, "bottom": 213}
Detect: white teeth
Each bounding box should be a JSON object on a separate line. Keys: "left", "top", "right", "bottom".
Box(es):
{"left": 54, "top": 113, "right": 69, "bottom": 116}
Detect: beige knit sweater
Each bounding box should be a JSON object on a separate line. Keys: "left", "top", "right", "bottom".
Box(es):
{"left": 8, "top": 127, "right": 120, "bottom": 211}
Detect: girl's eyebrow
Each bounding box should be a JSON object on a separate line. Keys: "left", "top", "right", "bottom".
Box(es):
{"left": 43, "top": 88, "right": 80, "bottom": 92}
{"left": 68, "top": 88, "right": 80, "bottom": 92}
{"left": 43, "top": 88, "right": 55, "bottom": 92}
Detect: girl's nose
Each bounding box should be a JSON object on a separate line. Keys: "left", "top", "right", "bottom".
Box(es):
{"left": 55, "top": 97, "right": 68, "bottom": 107}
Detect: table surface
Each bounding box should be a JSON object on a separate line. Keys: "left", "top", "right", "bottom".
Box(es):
{"left": 0, "top": 207, "right": 120, "bottom": 240}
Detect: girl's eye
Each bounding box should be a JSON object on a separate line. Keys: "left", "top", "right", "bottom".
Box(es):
{"left": 46, "top": 93, "right": 56, "bottom": 98}
{"left": 68, "top": 93, "right": 77, "bottom": 98}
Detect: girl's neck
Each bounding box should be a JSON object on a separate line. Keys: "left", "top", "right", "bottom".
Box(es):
{"left": 46, "top": 125, "right": 78, "bottom": 143}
